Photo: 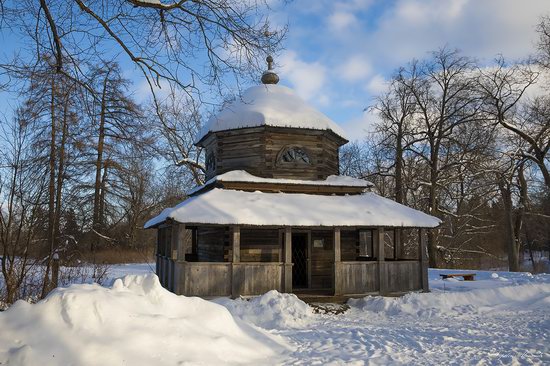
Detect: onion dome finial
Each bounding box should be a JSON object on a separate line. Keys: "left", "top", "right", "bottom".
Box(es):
{"left": 261, "top": 55, "right": 279, "bottom": 84}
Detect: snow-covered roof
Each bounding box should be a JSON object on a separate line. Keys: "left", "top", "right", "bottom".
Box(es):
{"left": 144, "top": 188, "right": 441, "bottom": 228}
{"left": 187, "top": 170, "right": 373, "bottom": 195}
{"left": 196, "top": 84, "right": 348, "bottom": 143}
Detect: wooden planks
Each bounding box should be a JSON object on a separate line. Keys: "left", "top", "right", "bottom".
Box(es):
{"left": 232, "top": 263, "right": 284, "bottom": 296}
{"left": 310, "top": 230, "right": 334, "bottom": 289}
{"left": 180, "top": 262, "right": 232, "bottom": 297}
{"left": 340, "top": 262, "right": 379, "bottom": 294}
{"left": 217, "top": 181, "right": 367, "bottom": 195}
{"left": 382, "top": 261, "right": 421, "bottom": 293}
{"left": 174, "top": 262, "right": 283, "bottom": 298}
{"left": 201, "top": 126, "right": 344, "bottom": 181}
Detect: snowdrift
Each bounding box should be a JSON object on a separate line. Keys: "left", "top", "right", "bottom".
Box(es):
{"left": 0, "top": 274, "right": 287, "bottom": 366}
{"left": 349, "top": 282, "right": 550, "bottom": 317}
{"left": 214, "top": 290, "right": 313, "bottom": 330}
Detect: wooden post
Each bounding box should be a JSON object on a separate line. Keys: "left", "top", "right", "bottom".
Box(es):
{"left": 172, "top": 223, "right": 183, "bottom": 260}
{"left": 395, "top": 228, "right": 402, "bottom": 259}
{"left": 419, "top": 228, "right": 429, "bottom": 292}
{"left": 283, "top": 227, "right": 292, "bottom": 293}
{"left": 333, "top": 227, "right": 342, "bottom": 296}
{"left": 172, "top": 223, "right": 192, "bottom": 295}
{"left": 231, "top": 225, "right": 241, "bottom": 298}
{"left": 376, "top": 228, "right": 386, "bottom": 295}
{"left": 232, "top": 225, "right": 241, "bottom": 263}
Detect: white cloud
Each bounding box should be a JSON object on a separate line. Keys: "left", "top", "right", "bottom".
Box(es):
{"left": 369, "top": 0, "right": 550, "bottom": 64}
{"left": 365, "top": 74, "right": 388, "bottom": 95}
{"left": 338, "top": 56, "right": 372, "bottom": 82}
{"left": 270, "top": 0, "right": 550, "bottom": 139}
{"left": 328, "top": 11, "right": 358, "bottom": 31}
{"left": 340, "top": 109, "right": 379, "bottom": 141}
{"left": 278, "top": 50, "right": 328, "bottom": 103}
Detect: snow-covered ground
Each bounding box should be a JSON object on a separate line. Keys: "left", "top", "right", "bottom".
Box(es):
{"left": 1, "top": 265, "right": 548, "bottom": 365}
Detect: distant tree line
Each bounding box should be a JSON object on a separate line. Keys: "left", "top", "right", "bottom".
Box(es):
{"left": 341, "top": 17, "right": 550, "bottom": 273}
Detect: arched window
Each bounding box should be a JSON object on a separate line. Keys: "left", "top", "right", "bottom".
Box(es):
{"left": 277, "top": 146, "right": 311, "bottom": 165}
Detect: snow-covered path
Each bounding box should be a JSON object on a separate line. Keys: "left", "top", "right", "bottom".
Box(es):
{"left": 277, "top": 287, "right": 548, "bottom": 365}
{"left": 216, "top": 269, "right": 550, "bottom": 365}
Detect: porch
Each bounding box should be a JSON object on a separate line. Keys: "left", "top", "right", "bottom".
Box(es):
{"left": 155, "top": 224, "right": 429, "bottom": 299}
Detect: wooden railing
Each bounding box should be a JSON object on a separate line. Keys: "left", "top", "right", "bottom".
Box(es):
{"left": 170, "top": 261, "right": 285, "bottom": 297}
{"left": 338, "top": 260, "right": 423, "bottom": 295}
{"left": 158, "top": 257, "right": 424, "bottom": 297}
{"left": 338, "top": 261, "right": 379, "bottom": 294}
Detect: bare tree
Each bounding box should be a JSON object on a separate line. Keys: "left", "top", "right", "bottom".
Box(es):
{"left": 398, "top": 48, "right": 483, "bottom": 267}
{"left": 80, "top": 62, "right": 145, "bottom": 251}
{"left": 371, "top": 76, "right": 417, "bottom": 204}
{"left": 0, "top": 111, "right": 48, "bottom": 304}
{"left": 0, "top": 0, "right": 284, "bottom": 102}
{"left": 151, "top": 91, "right": 206, "bottom": 186}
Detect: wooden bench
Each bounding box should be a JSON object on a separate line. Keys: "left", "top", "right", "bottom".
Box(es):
{"left": 440, "top": 273, "right": 476, "bottom": 281}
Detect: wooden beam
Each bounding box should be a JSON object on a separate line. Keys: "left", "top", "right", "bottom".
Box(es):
{"left": 376, "top": 228, "right": 385, "bottom": 262}
{"left": 173, "top": 223, "right": 188, "bottom": 261}
{"left": 232, "top": 225, "right": 241, "bottom": 263}
{"left": 376, "top": 228, "right": 386, "bottom": 295}
{"left": 395, "top": 228, "right": 402, "bottom": 259}
{"left": 284, "top": 227, "right": 292, "bottom": 263}
{"left": 283, "top": 227, "right": 292, "bottom": 292}
{"left": 333, "top": 227, "right": 342, "bottom": 296}
{"left": 334, "top": 227, "right": 341, "bottom": 262}
{"left": 419, "top": 228, "right": 429, "bottom": 292}
{"left": 230, "top": 225, "right": 241, "bottom": 298}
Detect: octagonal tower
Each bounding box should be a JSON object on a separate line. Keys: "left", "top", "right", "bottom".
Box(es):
{"left": 195, "top": 57, "right": 348, "bottom": 181}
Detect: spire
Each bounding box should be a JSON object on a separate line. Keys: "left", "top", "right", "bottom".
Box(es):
{"left": 261, "top": 55, "right": 279, "bottom": 84}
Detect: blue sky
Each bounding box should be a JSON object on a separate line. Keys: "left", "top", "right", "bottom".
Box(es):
{"left": 1, "top": 0, "right": 549, "bottom": 141}
{"left": 264, "top": 0, "right": 550, "bottom": 139}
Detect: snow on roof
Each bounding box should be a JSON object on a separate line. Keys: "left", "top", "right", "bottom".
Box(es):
{"left": 144, "top": 188, "right": 441, "bottom": 228}
{"left": 196, "top": 84, "right": 348, "bottom": 143}
{"left": 187, "top": 170, "right": 373, "bottom": 195}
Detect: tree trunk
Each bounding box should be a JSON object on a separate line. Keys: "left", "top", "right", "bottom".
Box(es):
{"left": 499, "top": 177, "right": 520, "bottom": 272}
{"left": 427, "top": 143, "right": 440, "bottom": 268}
{"left": 42, "top": 76, "right": 57, "bottom": 298}
{"left": 395, "top": 124, "right": 404, "bottom": 204}
{"left": 92, "top": 74, "right": 109, "bottom": 252}
{"left": 53, "top": 99, "right": 69, "bottom": 255}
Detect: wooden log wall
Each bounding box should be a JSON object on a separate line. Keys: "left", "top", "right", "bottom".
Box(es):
{"left": 341, "top": 230, "right": 359, "bottom": 261}
{"left": 197, "top": 226, "right": 228, "bottom": 262}
{"left": 240, "top": 228, "right": 280, "bottom": 262}
{"left": 264, "top": 128, "right": 340, "bottom": 180}
{"left": 202, "top": 126, "right": 343, "bottom": 181}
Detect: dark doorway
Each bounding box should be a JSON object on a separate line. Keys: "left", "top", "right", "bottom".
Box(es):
{"left": 292, "top": 233, "right": 309, "bottom": 288}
